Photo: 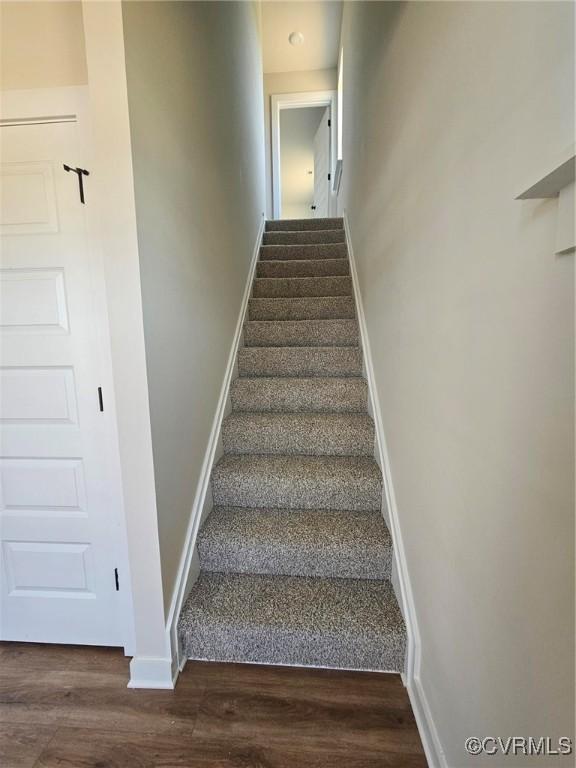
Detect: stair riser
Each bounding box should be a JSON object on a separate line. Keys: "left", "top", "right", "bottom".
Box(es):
{"left": 198, "top": 508, "right": 391, "bottom": 582}
{"left": 260, "top": 244, "right": 347, "bottom": 262}
{"left": 198, "top": 540, "right": 391, "bottom": 581}
{"left": 244, "top": 320, "right": 358, "bottom": 347}
{"left": 180, "top": 625, "right": 403, "bottom": 672}
{"left": 266, "top": 218, "right": 343, "bottom": 232}
{"left": 222, "top": 418, "right": 374, "bottom": 456}
{"left": 256, "top": 259, "right": 349, "bottom": 278}
{"left": 179, "top": 571, "right": 406, "bottom": 673}
{"left": 249, "top": 297, "right": 355, "bottom": 321}
{"left": 263, "top": 230, "right": 345, "bottom": 246}
{"left": 230, "top": 378, "right": 368, "bottom": 413}
{"left": 253, "top": 276, "right": 352, "bottom": 299}
{"left": 212, "top": 471, "right": 382, "bottom": 511}
{"left": 238, "top": 348, "right": 363, "bottom": 378}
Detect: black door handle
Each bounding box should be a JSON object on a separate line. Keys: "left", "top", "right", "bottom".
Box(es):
{"left": 63, "top": 165, "right": 90, "bottom": 204}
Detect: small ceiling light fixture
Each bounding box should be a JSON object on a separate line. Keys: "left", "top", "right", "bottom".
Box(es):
{"left": 288, "top": 31, "right": 305, "bottom": 47}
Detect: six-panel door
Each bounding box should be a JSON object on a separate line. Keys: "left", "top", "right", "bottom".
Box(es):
{"left": 0, "top": 118, "right": 122, "bottom": 645}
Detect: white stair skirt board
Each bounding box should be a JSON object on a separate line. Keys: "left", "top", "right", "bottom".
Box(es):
{"left": 165, "top": 216, "right": 266, "bottom": 674}
{"left": 343, "top": 214, "right": 446, "bottom": 768}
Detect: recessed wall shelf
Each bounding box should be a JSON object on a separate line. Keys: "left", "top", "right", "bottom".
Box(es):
{"left": 516, "top": 145, "right": 575, "bottom": 256}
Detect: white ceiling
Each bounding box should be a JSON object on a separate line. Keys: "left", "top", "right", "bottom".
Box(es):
{"left": 261, "top": 2, "right": 343, "bottom": 74}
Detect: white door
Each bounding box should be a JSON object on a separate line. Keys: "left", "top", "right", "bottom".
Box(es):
{"left": 313, "top": 107, "right": 331, "bottom": 218}
{"left": 0, "top": 115, "right": 123, "bottom": 646}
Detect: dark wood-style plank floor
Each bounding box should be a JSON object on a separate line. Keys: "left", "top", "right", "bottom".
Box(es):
{"left": 0, "top": 642, "right": 426, "bottom": 767}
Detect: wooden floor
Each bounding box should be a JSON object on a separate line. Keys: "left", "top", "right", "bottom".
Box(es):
{"left": 0, "top": 642, "right": 426, "bottom": 767}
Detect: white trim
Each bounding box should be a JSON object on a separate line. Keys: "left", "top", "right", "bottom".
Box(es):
{"left": 270, "top": 90, "right": 337, "bottom": 220}
{"left": 128, "top": 656, "right": 176, "bottom": 690}
{"left": 344, "top": 214, "right": 445, "bottom": 768}
{"left": 0, "top": 86, "right": 83, "bottom": 123}
{"left": 165, "top": 216, "right": 266, "bottom": 676}
{"left": 515, "top": 142, "right": 575, "bottom": 200}
{"left": 408, "top": 676, "right": 447, "bottom": 768}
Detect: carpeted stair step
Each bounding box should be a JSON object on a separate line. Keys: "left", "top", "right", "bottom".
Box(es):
{"left": 244, "top": 319, "right": 358, "bottom": 347}
{"left": 263, "top": 229, "right": 346, "bottom": 246}
{"left": 197, "top": 507, "right": 393, "bottom": 580}
{"left": 252, "top": 275, "right": 352, "bottom": 299}
{"left": 260, "top": 243, "right": 347, "bottom": 261}
{"left": 266, "top": 217, "right": 343, "bottom": 232}
{"left": 222, "top": 412, "right": 374, "bottom": 456}
{"left": 249, "top": 296, "right": 355, "bottom": 321}
{"left": 212, "top": 454, "right": 382, "bottom": 511}
{"left": 238, "top": 346, "right": 362, "bottom": 377}
{"left": 178, "top": 571, "right": 405, "bottom": 672}
{"left": 256, "top": 258, "right": 349, "bottom": 278}
{"left": 230, "top": 377, "right": 368, "bottom": 413}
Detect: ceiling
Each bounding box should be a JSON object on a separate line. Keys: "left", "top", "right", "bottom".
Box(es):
{"left": 261, "top": 2, "right": 343, "bottom": 74}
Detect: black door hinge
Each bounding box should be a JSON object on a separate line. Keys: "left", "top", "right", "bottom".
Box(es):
{"left": 114, "top": 568, "right": 120, "bottom": 591}
{"left": 328, "top": 119, "right": 331, "bottom": 127}
{"left": 328, "top": 173, "right": 331, "bottom": 181}
{"left": 98, "top": 387, "right": 104, "bottom": 412}
{"left": 63, "top": 164, "right": 90, "bottom": 204}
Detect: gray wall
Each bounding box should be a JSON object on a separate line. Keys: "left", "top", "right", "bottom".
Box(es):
{"left": 122, "top": 1, "right": 265, "bottom": 614}
{"left": 339, "top": 2, "right": 574, "bottom": 764}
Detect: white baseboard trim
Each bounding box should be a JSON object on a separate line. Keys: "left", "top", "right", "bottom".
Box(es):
{"left": 164, "top": 215, "right": 266, "bottom": 680}
{"left": 128, "top": 655, "right": 176, "bottom": 690}
{"left": 409, "top": 674, "right": 448, "bottom": 768}
{"left": 343, "top": 213, "right": 444, "bottom": 768}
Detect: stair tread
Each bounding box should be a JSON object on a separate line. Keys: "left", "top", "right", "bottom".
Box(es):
{"left": 244, "top": 319, "right": 358, "bottom": 347}
{"left": 224, "top": 411, "right": 373, "bottom": 425}
{"left": 231, "top": 376, "right": 367, "bottom": 413}
{"left": 222, "top": 411, "right": 374, "bottom": 456}
{"left": 253, "top": 276, "right": 352, "bottom": 298}
{"left": 260, "top": 243, "right": 347, "bottom": 260}
{"left": 213, "top": 453, "right": 382, "bottom": 478}
{"left": 212, "top": 454, "right": 382, "bottom": 511}
{"left": 263, "top": 230, "right": 346, "bottom": 246}
{"left": 266, "top": 217, "right": 343, "bottom": 232}
{"left": 249, "top": 296, "right": 355, "bottom": 320}
{"left": 198, "top": 506, "right": 392, "bottom": 580}
{"left": 179, "top": 571, "right": 405, "bottom": 671}
{"left": 257, "top": 258, "right": 349, "bottom": 278}
{"left": 238, "top": 346, "right": 363, "bottom": 377}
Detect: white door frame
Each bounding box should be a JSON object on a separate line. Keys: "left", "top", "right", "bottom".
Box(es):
{"left": 0, "top": 84, "right": 135, "bottom": 653}
{"left": 271, "top": 90, "right": 337, "bottom": 220}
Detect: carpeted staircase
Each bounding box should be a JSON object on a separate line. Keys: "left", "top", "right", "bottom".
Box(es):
{"left": 178, "top": 217, "right": 406, "bottom": 672}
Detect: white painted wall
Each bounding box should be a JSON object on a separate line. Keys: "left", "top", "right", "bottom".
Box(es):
{"left": 264, "top": 68, "right": 336, "bottom": 217}
{"left": 280, "top": 106, "right": 324, "bottom": 219}
{"left": 0, "top": 1, "right": 87, "bottom": 89}
{"left": 121, "top": 1, "right": 266, "bottom": 616}
{"left": 339, "top": 2, "right": 574, "bottom": 765}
